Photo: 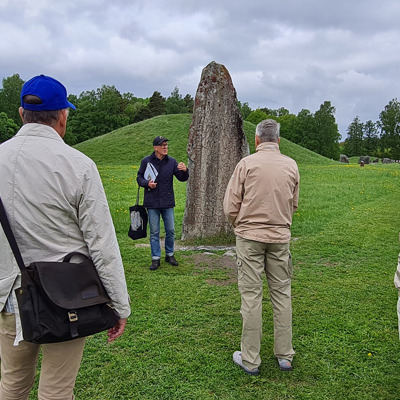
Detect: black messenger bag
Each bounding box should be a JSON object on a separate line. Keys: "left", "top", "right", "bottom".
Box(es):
{"left": 0, "top": 197, "right": 120, "bottom": 344}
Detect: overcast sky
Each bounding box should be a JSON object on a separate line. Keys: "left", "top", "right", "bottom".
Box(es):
{"left": 1, "top": 0, "right": 400, "bottom": 138}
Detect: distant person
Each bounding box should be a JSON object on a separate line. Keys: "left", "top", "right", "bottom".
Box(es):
{"left": 137, "top": 136, "right": 189, "bottom": 270}
{"left": 0, "top": 74, "right": 131, "bottom": 399}
{"left": 223, "top": 119, "right": 300, "bottom": 375}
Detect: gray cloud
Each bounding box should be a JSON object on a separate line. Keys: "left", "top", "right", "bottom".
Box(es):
{"left": 1, "top": 0, "right": 400, "bottom": 138}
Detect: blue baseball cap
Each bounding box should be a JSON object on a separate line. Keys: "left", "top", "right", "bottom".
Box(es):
{"left": 20, "top": 74, "right": 76, "bottom": 111}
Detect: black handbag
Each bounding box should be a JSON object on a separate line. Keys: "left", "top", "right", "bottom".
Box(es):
{"left": 128, "top": 186, "right": 148, "bottom": 240}
{"left": 0, "top": 197, "right": 120, "bottom": 344}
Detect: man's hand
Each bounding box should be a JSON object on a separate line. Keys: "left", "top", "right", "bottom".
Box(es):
{"left": 148, "top": 179, "right": 157, "bottom": 189}
{"left": 107, "top": 318, "right": 127, "bottom": 342}
{"left": 177, "top": 162, "right": 187, "bottom": 172}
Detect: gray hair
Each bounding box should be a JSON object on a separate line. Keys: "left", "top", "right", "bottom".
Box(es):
{"left": 255, "top": 119, "right": 280, "bottom": 143}
{"left": 21, "top": 95, "right": 68, "bottom": 127}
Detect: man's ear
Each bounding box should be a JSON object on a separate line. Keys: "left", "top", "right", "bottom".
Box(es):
{"left": 61, "top": 109, "right": 68, "bottom": 125}
{"left": 54, "top": 109, "right": 69, "bottom": 138}
{"left": 19, "top": 107, "right": 24, "bottom": 123}
{"left": 255, "top": 135, "right": 260, "bottom": 147}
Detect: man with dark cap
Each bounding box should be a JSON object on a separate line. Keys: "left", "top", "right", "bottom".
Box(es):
{"left": 0, "top": 75, "right": 131, "bottom": 399}
{"left": 137, "top": 136, "right": 189, "bottom": 270}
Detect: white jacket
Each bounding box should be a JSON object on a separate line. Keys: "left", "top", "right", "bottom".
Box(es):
{"left": 0, "top": 123, "right": 131, "bottom": 344}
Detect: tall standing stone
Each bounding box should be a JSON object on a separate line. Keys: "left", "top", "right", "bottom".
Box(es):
{"left": 181, "top": 61, "right": 249, "bottom": 240}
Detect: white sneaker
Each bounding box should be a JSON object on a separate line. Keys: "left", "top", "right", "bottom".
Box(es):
{"left": 232, "top": 351, "right": 259, "bottom": 376}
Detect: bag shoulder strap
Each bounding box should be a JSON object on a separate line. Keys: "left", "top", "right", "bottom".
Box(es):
{"left": 0, "top": 197, "right": 27, "bottom": 273}
{"left": 136, "top": 186, "right": 140, "bottom": 205}
{"left": 136, "top": 185, "right": 145, "bottom": 206}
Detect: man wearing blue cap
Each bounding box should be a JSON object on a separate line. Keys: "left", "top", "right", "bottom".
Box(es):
{"left": 0, "top": 75, "right": 131, "bottom": 399}
{"left": 137, "top": 136, "right": 189, "bottom": 270}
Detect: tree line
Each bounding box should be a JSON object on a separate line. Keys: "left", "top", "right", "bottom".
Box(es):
{"left": 342, "top": 99, "right": 400, "bottom": 160}
{"left": 2, "top": 73, "right": 400, "bottom": 160}
{"left": 0, "top": 74, "right": 194, "bottom": 145}
{"left": 239, "top": 101, "right": 341, "bottom": 160}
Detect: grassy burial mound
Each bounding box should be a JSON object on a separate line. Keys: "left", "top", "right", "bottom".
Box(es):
{"left": 74, "top": 114, "right": 337, "bottom": 166}
{"left": 65, "top": 115, "right": 400, "bottom": 400}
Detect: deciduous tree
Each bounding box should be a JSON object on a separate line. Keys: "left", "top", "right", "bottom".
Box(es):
{"left": 276, "top": 107, "right": 290, "bottom": 117}
{"left": 0, "top": 74, "right": 24, "bottom": 126}
{"left": 66, "top": 85, "right": 129, "bottom": 144}
{"left": 277, "top": 113, "right": 297, "bottom": 142}
{"left": 0, "top": 112, "right": 19, "bottom": 143}
{"left": 246, "top": 109, "right": 268, "bottom": 125}
{"left": 294, "top": 109, "right": 315, "bottom": 149}
{"left": 238, "top": 101, "right": 252, "bottom": 120}
{"left": 379, "top": 98, "right": 400, "bottom": 159}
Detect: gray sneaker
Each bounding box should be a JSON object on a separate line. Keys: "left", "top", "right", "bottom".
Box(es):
{"left": 277, "top": 358, "right": 293, "bottom": 371}
{"left": 233, "top": 351, "right": 259, "bottom": 376}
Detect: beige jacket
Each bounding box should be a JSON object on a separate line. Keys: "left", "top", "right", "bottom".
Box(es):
{"left": 0, "top": 124, "right": 131, "bottom": 344}
{"left": 223, "top": 142, "right": 299, "bottom": 243}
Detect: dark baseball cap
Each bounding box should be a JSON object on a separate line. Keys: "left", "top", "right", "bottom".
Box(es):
{"left": 21, "top": 74, "right": 76, "bottom": 111}
{"left": 153, "top": 136, "right": 169, "bottom": 146}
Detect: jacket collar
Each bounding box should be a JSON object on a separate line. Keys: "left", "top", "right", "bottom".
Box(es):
{"left": 151, "top": 151, "right": 169, "bottom": 162}
{"left": 16, "top": 123, "right": 64, "bottom": 142}
{"left": 256, "top": 142, "right": 280, "bottom": 152}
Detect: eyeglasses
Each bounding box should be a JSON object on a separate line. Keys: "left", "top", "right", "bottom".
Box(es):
{"left": 159, "top": 143, "right": 168, "bottom": 148}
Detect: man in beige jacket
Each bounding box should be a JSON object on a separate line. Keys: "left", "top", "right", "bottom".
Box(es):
{"left": 223, "top": 119, "right": 299, "bottom": 375}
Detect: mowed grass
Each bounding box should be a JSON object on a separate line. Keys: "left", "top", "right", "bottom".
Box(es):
{"left": 38, "top": 116, "right": 400, "bottom": 399}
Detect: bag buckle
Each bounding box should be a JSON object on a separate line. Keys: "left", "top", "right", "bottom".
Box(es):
{"left": 68, "top": 311, "right": 78, "bottom": 322}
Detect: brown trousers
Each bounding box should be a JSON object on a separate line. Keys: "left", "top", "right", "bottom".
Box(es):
{"left": 236, "top": 237, "right": 295, "bottom": 369}
{"left": 0, "top": 312, "right": 85, "bottom": 400}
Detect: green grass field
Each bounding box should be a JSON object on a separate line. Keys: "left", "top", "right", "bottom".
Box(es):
{"left": 46, "top": 116, "right": 400, "bottom": 399}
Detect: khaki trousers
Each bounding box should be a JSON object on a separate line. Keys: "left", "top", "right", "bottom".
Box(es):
{"left": 236, "top": 237, "right": 295, "bottom": 369}
{"left": 0, "top": 312, "right": 85, "bottom": 400}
